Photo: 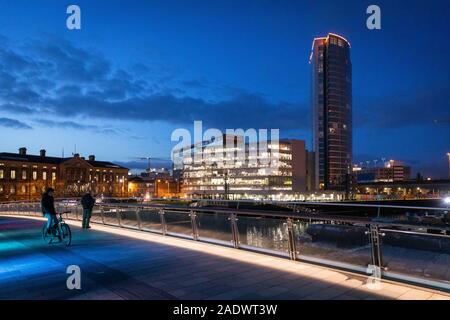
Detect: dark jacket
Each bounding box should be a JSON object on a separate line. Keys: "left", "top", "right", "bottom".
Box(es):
{"left": 41, "top": 192, "right": 56, "bottom": 216}
{"left": 81, "top": 194, "right": 95, "bottom": 210}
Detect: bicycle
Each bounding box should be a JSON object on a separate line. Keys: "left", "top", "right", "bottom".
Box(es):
{"left": 42, "top": 212, "right": 72, "bottom": 247}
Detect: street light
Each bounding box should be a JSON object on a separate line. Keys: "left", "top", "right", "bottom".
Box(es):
{"left": 444, "top": 196, "right": 450, "bottom": 207}
{"left": 119, "top": 178, "right": 124, "bottom": 198}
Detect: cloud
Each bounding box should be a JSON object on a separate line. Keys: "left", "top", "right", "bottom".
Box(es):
{"left": 0, "top": 117, "right": 32, "bottom": 129}
{"left": 0, "top": 34, "right": 308, "bottom": 133}
{"left": 33, "top": 119, "right": 121, "bottom": 135}
{"left": 37, "top": 91, "right": 307, "bottom": 130}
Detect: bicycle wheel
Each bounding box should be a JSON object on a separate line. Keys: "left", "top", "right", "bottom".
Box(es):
{"left": 60, "top": 223, "right": 72, "bottom": 247}
{"left": 42, "top": 225, "right": 52, "bottom": 244}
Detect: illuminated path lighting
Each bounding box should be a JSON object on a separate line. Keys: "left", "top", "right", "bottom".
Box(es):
{"left": 1, "top": 215, "right": 449, "bottom": 300}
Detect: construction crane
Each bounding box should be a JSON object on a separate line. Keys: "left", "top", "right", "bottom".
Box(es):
{"left": 130, "top": 156, "right": 171, "bottom": 172}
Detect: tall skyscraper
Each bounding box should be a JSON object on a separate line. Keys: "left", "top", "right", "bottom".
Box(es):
{"left": 310, "top": 33, "right": 352, "bottom": 190}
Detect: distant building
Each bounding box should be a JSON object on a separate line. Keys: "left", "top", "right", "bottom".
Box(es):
{"left": 353, "top": 160, "right": 411, "bottom": 183}
{"left": 128, "top": 176, "right": 154, "bottom": 200}
{"left": 356, "top": 179, "right": 450, "bottom": 200}
{"left": 174, "top": 134, "right": 307, "bottom": 200}
{"left": 140, "top": 168, "right": 172, "bottom": 180}
{"left": 0, "top": 147, "right": 128, "bottom": 201}
{"left": 310, "top": 33, "right": 352, "bottom": 191}
{"left": 128, "top": 175, "right": 180, "bottom": 199}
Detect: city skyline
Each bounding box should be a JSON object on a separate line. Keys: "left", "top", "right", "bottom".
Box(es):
{"left": 0, "top": 0, "right": 449, "bottom": 178}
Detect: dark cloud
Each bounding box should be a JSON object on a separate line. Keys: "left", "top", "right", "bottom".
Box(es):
{"left": 33, "top": 119, "right": 121, "bottom": 135}
{"left": 36, "top": 91, "right": 307, "bottom": 130}
{"left": 29, "top": 38, "right": 111, "bottom": 83}
{"left": 0, "top": 117, "right": 32, "bottom": 129}
{"left": 0, "top": 35, "right": 307, "bottom": 133}
{"left": 181, "top": 79, "right": 207, "bottom": 89}
{"left": 0, "top": 103, "right": 35, "bottom": 114}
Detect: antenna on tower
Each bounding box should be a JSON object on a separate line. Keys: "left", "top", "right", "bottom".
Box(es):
{"left": 62, "top": 148, "right": 65, "bottom": 158}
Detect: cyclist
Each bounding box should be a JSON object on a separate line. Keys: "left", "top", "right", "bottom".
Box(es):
{"left": 41, "top": 188, "right": 57, "bottom": 235}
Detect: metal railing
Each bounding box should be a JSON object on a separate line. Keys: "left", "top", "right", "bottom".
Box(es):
{"left": 0, "top": 201, "right": 449, "bottom": 292}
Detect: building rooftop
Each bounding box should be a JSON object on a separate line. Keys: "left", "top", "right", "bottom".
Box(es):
{"left": 0, "top": 151, "right": 127, "bottom": 170}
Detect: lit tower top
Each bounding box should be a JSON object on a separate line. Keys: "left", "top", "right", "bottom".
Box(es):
{"left": 309, "top": 33, "right": 351, "bottom": 63}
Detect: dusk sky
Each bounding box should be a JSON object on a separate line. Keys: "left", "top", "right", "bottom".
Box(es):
{"left": 0, "top": 0, "right": 448, "bottom": 177}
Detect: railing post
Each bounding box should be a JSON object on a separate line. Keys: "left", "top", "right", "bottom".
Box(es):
{"left": 136, "top": 207, "right": 142, "bottom": 230}
{"left": 75, "top": 205, "right": 79, "bottom": 221}
{"left": 100, "top": 206, "right": 105, "bottom": 224}
{"left": 116, "top": 206, "right": 122, "bottom": 227}
{"left": 190, "top": 210, "right": 199, "bottom": 240}
{"left": 286, "top": 218, "right": 297, "bottom": 260}
{"left": 368, "top": 224, "right": 384, "bottom": 269}
{"left": 159, "top": 209, "right": 167, "bottom": 235}
{"left": 228, "top": 213, "right": 239, "bottom": 248}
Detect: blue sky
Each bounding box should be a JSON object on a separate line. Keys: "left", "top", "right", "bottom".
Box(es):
{"left": 0, "top": 0, "right": 448, "bottom": 177}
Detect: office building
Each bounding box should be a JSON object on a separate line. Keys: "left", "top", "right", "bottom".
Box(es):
{"left": 310, "top": 33, "right": 352, "bottom": 190}
{"left": 0, "top": 147, "right": 129, "bottom": 201}
{"left": 174, "top": 135, "right": 306, "bottom": 200}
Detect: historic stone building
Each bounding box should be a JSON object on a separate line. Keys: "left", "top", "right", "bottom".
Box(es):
{"left": 0, "top": 148, "right": 129, "bottom": 201}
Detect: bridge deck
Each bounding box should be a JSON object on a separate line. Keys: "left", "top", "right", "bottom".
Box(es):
{"left": 0, "top": 216, "right": 448, "bottom": 300}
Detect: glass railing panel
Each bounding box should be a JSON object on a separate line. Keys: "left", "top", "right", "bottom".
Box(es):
{"left": 118, "top": 208, "right": 139, "bottom": 229}
{"left": 380, "top": 229, "right": 450, "bottom": 289}
{"left": 294, "top": 219, "right": 371, "bottom": 272}
{"left": 32, "top": 203, "right": 40, "bottom": 216}
{"left": 90, "top": 206, "right": 103, "bottom": 223}
{"left": 139, "top": 209, "right": 163, "bottom": 233}
{"left": 23, "top": 203, "right": 32, "bottom": 215}
{"left": 236, "top": 216, "right": 290, "bottom": 256}
{"left": 23, "top": 204, "right": 29, "bottom": 214}
{"left": 196, "top": 212, "right": 233, "bottom": 245}
{"left": 63, "top": 206, "right": 78, "bottom": 220}
{"left": 164, "top": 210, "right": 193, "bottom": 238}
{"left": 102, "top": 207, "right": 120, "bottom": 226}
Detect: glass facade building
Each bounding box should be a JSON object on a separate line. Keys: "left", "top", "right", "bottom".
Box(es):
{"left": 310, "top": 33, "right": 352, "bottom": 190}
{"left": 173, "top": 135, "right": 306, "bottom": 200}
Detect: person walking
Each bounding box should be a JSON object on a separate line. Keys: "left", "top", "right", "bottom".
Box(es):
{"left": 81, "top": 192, "right": 95, "bottom": 229}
